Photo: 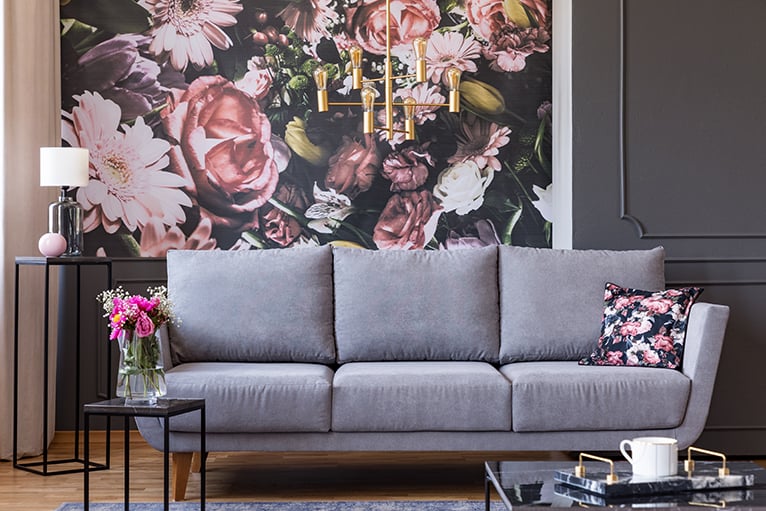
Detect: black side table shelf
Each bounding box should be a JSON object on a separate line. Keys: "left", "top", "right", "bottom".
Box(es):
{"left": 83, "top": 398, "right": 206, "bottom": 511}
{"left": 12, "top": 256, "right": 112, "bottom": 475}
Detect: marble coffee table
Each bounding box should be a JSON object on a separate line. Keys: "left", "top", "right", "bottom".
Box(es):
{"left": 485, "top": 460, "right": 766, "bottom": 509}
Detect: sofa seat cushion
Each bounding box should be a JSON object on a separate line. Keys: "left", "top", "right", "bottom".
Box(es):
{"left": 333, "top": 247, "right": 500, "bottom": 362}
{"left": 498, "top": 246, "right": 665, "bottom": 363}
{"left": 332, "top": 362, "right": 511, "bottom": 432}
{"left": 163, "top": 362, "right": 333, "bottom": 433}
{"left": 166, "top": 247, "right": 335, "bottom": 364}
{"left": 500, "top": 361, "right": 690, "bottom": 432}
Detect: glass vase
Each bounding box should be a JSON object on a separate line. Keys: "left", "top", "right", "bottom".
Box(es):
{"left": 116, "top": 329, "right": 166, "bottom": 404}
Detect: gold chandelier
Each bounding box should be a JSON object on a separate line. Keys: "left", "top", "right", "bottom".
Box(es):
{"left": 312, "top": 0, "right": 462, "bottom": 141}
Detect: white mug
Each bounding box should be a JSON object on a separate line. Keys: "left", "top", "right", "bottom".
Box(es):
{"left": 619, "top": 436, "right": 678, "bottom": 478}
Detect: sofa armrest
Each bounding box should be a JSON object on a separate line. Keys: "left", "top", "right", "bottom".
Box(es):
{"left": 675, "top": 302, "right": 730, "bottom": 447}
{"left": 157, "top": 323, "right": 174, "bottom": 371}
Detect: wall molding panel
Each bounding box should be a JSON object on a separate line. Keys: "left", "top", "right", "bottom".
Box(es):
{"left": 618, "top": 0, "right": 766, "bottom": 240}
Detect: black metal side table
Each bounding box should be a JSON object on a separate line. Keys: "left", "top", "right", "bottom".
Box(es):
{"left": 13, "top": 256, "right": 112, "bottom": 475}
{"left": 83, "top": 398, "right": 206, "bottom": 511}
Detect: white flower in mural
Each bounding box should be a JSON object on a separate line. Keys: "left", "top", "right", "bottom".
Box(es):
{"left": 532, "top": 183, "right": 553, "bottom": 223}
{"left": 433, "top": 160, "right": 494, "bottom": 215}
{"left": 139, "top": 0, "right": 243, "bottom": 71}
{"left": 62, "top": 91, "right": 191, "bottom": 234}
{"left": 305, "top": 183, "right": 355, "bottom": 234}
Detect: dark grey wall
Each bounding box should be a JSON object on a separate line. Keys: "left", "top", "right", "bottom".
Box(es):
{"left": 573, "top": 0, "right": 766, "bottom": 454}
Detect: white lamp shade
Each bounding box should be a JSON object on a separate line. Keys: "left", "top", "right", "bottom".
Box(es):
{"left": 40, "top": 147, "right": 90, "bottom": 187}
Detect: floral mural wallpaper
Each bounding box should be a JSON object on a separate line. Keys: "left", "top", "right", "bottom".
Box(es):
{"left": 59, "top": 0, "right": 552, "bottom": 255}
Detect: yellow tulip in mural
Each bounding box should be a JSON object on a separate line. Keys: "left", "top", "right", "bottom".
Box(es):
{"left": 59, "top": 0, "right": 552, "bottom": 255}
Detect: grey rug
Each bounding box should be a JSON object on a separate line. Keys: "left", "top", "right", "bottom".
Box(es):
{"left": 56, "top": 501, "right": 504, "bottom": 511}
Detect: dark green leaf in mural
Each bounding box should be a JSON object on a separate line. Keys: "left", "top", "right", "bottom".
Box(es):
{"left": 60, "top": 0, "right": 151, "bottom": 34}
{"left": 502, "top": 203, "right": 524, "bottom": 246}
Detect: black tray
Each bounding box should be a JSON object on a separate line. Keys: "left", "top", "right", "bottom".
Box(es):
{"left": 554, "top": 463, "right": 756, "bottom": 497}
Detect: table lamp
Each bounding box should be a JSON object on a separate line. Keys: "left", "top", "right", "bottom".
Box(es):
{"left": 39, "top": 147, "right": 90, "bottom": 256}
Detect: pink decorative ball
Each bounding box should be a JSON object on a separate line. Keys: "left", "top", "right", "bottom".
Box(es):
{"left": 38, "top": 232, "right": 67, "bottom": 257}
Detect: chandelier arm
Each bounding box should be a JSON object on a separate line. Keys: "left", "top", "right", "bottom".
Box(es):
{"left": 390, "top": 73, "right": 417, "bottom": 80}
{"left": 392, "top": 102, "right": 451, "bottom": 108}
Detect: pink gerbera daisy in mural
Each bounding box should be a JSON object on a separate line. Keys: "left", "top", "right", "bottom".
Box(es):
{"left": 62, "top": 91, "right": 192, "bottom": 234}
{"left": 279, "top": 0, "right": 339, "bottom": 44}
{"left": 139, "top": 0, "right": 243, "bottom": 71}
{"left": 139, "top": 217, "right": 217, "bottom": 257}
{"left": 378, "top": 83, "right": 446, "bottom": 147}
{"left": 426, "top": 31, "right": 482, "bottom": 85}
{"left": 448, "top": 114, "right": 512, "bottom": 171}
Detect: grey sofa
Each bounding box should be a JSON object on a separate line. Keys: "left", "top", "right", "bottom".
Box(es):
{"left": 136, "top": 245, "right": 729, "bottom": 499}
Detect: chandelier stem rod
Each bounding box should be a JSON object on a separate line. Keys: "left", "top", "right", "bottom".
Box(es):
{"left": 384, "top": 0, "right": 394, "bottom": 139}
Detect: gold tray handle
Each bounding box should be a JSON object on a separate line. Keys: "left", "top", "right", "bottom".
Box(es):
{"left": 575, "top": 452, "right": 619, "bottom": 484}
{"left": 684, "top": 446, "right": 730, "bottom": 477}
{"left": 688, "top": 500, "right": 727, "bottom": 509}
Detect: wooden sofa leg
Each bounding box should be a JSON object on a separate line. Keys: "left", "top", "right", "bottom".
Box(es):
{"left": 191, "top": 451, "right": 206, "bottom": 473}
{"left": 172, "top": 452, "right": 193, "bottom": 501}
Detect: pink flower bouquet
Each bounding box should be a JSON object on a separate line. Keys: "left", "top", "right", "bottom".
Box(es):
{"left": 97, "top": 286, "right": 175, "bottom": 340}
{"left": 97, "top": 286, "right": 175, "bottom": 403}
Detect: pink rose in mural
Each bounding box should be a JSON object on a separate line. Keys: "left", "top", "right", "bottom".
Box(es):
{"left": 381, "top": 145, "right": 433, "bottom": 192}
{"left": 465, "top": 0, "right": 550, "bottom": 72}
{"left": 258, "top": 183, "right": 308, "bottom": 247}
{"left": 486, "top": 26, "right": 550, "bottom": 73}
{"left": 62, "top": 91, "right": 191, "bottom": 234}
{"left": 346, "top": 0, "right": 441, "bottom": 55}
{"left": 162, "top": 75, "right": 279, "bottom": 231}
{"left": 325, "top": 135, "right": 380, "bottom": 199}
{"left": 373, "top": 191, "right": 442, "bottom": 250}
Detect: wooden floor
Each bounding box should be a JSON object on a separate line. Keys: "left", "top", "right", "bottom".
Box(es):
{"left": 1, "top": 431, "right": 578, "bottom": 511}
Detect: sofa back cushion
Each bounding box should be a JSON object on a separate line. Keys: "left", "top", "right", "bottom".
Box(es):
{"left": 333, "top": 247, "right": 500, "bottom": 362}
{"left": 498, "top": 246, "right": 665, "bottom": 363}
{"left": 166, "top": 247, "right": 335, "bottom": 364}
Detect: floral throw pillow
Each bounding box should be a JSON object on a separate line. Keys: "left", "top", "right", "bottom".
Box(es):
{"left": 579, "top": 283, "right": 703, "bottom": 369}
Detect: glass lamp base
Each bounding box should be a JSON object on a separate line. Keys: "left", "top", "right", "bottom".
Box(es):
{"left": 48, "top": 190, "right": 84, "bottom": 256}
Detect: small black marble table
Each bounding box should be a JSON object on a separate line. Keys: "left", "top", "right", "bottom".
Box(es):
{"left": 83, "top": 398, "right": 206, "bottom": 511}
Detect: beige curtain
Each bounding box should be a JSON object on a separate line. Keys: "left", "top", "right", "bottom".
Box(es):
{"left": 0, "top": 0, "right": 61, "bottom": 460}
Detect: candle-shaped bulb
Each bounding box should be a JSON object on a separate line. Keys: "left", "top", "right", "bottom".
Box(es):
{"left": 314, "top": 66, "right": 329, "bottom": 112}
{"left": 446, "top": 67, "right": 462, "bottom": 113}
{"left": 413, "top": 37, "right": 428, "bottom": 82}
{"left": 349, "top": 45, "right": 363, "bottom": 89}
{"left": 403, "top": 96, "right": 417, "bottom": 140}
{"left": 361, "top": 86, "right": 376, "bottom": 134}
